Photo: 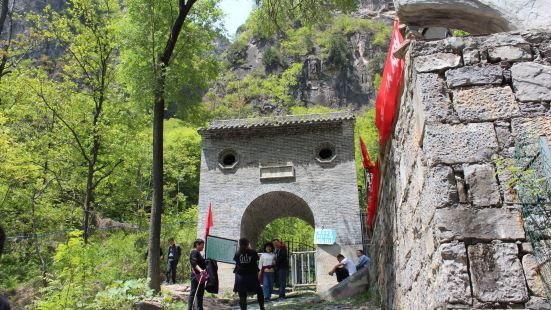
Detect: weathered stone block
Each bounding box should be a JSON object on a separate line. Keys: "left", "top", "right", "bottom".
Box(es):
{"left": 415, "top": 53, "right": 462, "bottom": 72}
{"left": 511, "top": 62, "right": 551, "bottom": 102}
{"left": 488, "top": 45, "right": 533, "bottom": 62}
{"left": 468, "top": 243, "right": 529, "bottom": 303}
{"left": 434, "top": 207, "right": 525, "bottom": 242}
{"left": 445, "top": 65, "right": 503, "bottom": 88}
{"left": 463, "top": 49, "right": 480, "bottom": 65}
{"left": 423, "top": 123, "right": 499, "bottom": 165}
{"left": 434, "top": 242, "right": 472, "bottom": 306}
{"left": 414, "top": 73, "right": 457, "bottom": 124}
{"left": 420, "top": 165, "right": 458, "bottom": 209}
{"left": 523, "top": 254, "right": 546, "bottom": 297}
{"left": 463, "top": 163, "right": 500, "bottom": 206}
{"left": 526, "top": 297, "right": 551, "bottom": 310}
{"left": 521, "top": 242, "right": 534, "bottom": 254}
{"left": 452, "top": 86, "right": 520, "bottom": 122}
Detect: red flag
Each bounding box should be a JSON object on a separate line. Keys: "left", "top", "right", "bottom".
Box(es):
{"left": 375, "top": 19, "right": 404, "bottom": 144}
{"left": 359, "top": 137, "right": 374, "bottom": 172}
{"left": 204, "top": 203, "right": 213, "bottom": 239}
{"left": 367, "top": 160, "right": 379, "bottom": 230}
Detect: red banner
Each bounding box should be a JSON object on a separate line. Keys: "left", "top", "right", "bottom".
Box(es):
{"left": 375, "top": 19, "right": 404, "bottom": 145}
{"left": 367, "top": 159, "right": 379, "bottom": 230}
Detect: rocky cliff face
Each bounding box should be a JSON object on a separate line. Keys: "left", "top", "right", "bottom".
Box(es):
{"left": 211, "top": 2, "right": 396, "bottom": 115}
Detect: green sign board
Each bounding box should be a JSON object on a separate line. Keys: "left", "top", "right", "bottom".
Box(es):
{"left": 205, "top": 235, "right": 238, "bottom": 264}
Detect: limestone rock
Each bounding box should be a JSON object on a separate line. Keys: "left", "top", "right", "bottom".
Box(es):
{"left": 420, "top": 165, "right": 458, "bottom": 209}
{"left": 523, "top": 254, "right": 546, "bottom": 297}
{"left": 468, "top": 243, "right": 528, "bottom": 303}
{"left": 445, "top": 65, "right": 503, "bottom": 88}
{"left": 423, "top": 123, "right": 499, "bottom": 165}
{"left": 521, "top": 242, "right": 535, "bottom": 254}
{"left": 415, "top": 53, "right": 462, "bottom": 72}
{"left": 414, "top": 73, "right": 457, "bottom": 123}
{"left": 394, "top": 0, "right": 551, "bottom": 35}
{"left": 488, "top": 45, "right": 533, "bottom": 62}
{"left": 434, "top": 207, "right": 525, "bottom": 242}
{"left": 434, "top": 242, "right": 472, "bottom": 306}
{"left": 511, "top": 62, "right": 551, "bottom": 102}
{"left": 463, "top": 49, "right": 480, "bottom": 65}
{"left": 526, "top": 297, "right": 551, "bottom": 310}
{"left": 463, "top": 163, "right": 500, "bottom": 206}
{"left": 452, "top": 86, "right": 520, "bottom": 122}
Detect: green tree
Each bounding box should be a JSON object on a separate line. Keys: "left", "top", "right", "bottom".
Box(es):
{"left": 26, "top": 0, "right": 124, "bottom": 243}
{"left": 120, "top": 0, "right": 221, "bottom": 292}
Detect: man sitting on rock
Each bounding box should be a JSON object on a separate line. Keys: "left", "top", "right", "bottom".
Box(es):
{"left": 355, "top": 249, "right": 370, "bottom": 270}
{"left": 328, "top": 254, "right": 357, "bottom": 282}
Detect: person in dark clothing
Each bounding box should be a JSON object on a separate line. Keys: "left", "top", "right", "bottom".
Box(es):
{"left": 188, "top": 239, "right": 207, "bottom": 310}
{"left": 164, "top": 238, "right": 181, "bottom": 284}
{"left": 272, "top": 239, "right": 288, "bottom": 300}
{"left": 0, "top": 226, "right": 12, "bottom": 310}
{"left": 233, "top": 238, "right": 265, "bottom": 310}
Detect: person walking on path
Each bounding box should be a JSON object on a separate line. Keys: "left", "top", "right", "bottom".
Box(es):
{"left": 188, "top": 239, "right": 207, "bottom": 310}
{"left": 355, "top": 249, "right": 370, "bottom": 270}
{"left": 233, "top": 238, "right": 265, "bottom": 310}
{"left": 164, "top": 238, "right": 182, "bottom": 284}
{"left": 329, "top": 254, "right": 357, "bottom": 282}
{"left": 258, "top": 242, "right": 276, "bottom": 302}
{"left": 272, "top": 239, "right": 288, "bottom": 300}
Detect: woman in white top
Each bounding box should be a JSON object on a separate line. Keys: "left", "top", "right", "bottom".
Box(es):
{"left": 258, "top": 242, "right": 276, "bottom": 301}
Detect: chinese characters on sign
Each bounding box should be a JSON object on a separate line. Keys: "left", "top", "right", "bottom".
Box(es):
{"left": 314, "top": 229, "right": 337, "bottom": 245}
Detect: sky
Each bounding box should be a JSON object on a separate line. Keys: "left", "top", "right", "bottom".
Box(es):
{"left": 219, "top": 0, "right": 255, "bottom": 39}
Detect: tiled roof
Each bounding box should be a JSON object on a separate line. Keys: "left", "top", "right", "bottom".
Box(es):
{"left": 198, "top": 111, "right": 354, "bottom": 134}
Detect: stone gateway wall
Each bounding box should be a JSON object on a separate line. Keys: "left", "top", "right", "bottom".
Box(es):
{"left": 370, "top": 32, "right": 551, "bottom": 309}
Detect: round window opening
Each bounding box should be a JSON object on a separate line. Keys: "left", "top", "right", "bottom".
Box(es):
{"left": 223, "top": 153, "right": 237, "bottom": 166}
{"left": 318, "top": 148, "right": 334, "bottom": 160}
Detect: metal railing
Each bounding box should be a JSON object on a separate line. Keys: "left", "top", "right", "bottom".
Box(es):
{"left": 290, "top": 250, "right": 316, "bottom": 288}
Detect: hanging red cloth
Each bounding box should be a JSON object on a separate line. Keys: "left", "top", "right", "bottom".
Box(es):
{"left": 375, "top": 19, "right": 405, "bottom": 145}
{"left": 367, "top": 160, "right": 379, "bottom": 231}
{"left": 359, "top": 137, "right": 374, "bottom": 173}
{"left": 204, "top": 203, "right": 213, "bottom": 239}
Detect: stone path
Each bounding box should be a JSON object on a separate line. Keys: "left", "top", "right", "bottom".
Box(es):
{"left": 160, "top": 285, "right": 380, "bottom": 310}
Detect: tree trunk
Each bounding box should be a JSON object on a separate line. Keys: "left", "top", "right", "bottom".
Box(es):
{"left": 148, "top": 78, "right": 165, "bottom": 292}
{"left": 83, "top": 160, "right": 95, "bottom": 244}
{"left": 147, "top": 0, "right": 196, "bottom": 293}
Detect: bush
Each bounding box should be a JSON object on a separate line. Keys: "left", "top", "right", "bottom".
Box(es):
{"left": 326, "top": 34, "right": 349, "bottom": 68}
{"left": 225, "top": 40, "right": 248, "bottom": 68}
{"left": 262, "top": 46, "right": 283, "bottom": 71}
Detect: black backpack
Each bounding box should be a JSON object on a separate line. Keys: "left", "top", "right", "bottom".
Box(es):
{"left": 205, "top": 259, "right": 219, "bottom": 294}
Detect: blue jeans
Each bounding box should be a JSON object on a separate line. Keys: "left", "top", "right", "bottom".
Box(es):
{"left": 277, "top": 268, "right": 288, "bottom": 298}
{"left": 262, "top": 272, "right": 275, "bottom": 300}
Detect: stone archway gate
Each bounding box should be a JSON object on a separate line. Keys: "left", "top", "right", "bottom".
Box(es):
{"left": 196, "top": 112, "right": 363, "bottom": 292}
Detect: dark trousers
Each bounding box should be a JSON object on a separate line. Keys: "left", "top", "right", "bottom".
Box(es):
{"left": 336, "top": 267, "right": 349, "bottom": 283}
{"left": 277, "top": 268, "right": 288, "bottom": 298}
{"left": 238, "top": 288, "right": 265, "bottom": 310}
{"left": 188, "top": 278, "right": 204, "bottom": 310}
{"left": 165, "top": 260, "right": 178, "bottom": 284}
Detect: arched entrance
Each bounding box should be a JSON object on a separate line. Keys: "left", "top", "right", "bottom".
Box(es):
{"left": 240, "top": 191, "right": 315, "bottom": 248}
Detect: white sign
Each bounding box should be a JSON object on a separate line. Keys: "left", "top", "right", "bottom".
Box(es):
{"left": 314, "top": 228, "right": 337, "bottom": 245}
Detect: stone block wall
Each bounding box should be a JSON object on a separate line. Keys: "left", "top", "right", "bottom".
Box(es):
{"left": 370, "top": 31, "right": 551, "bottom": 309}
